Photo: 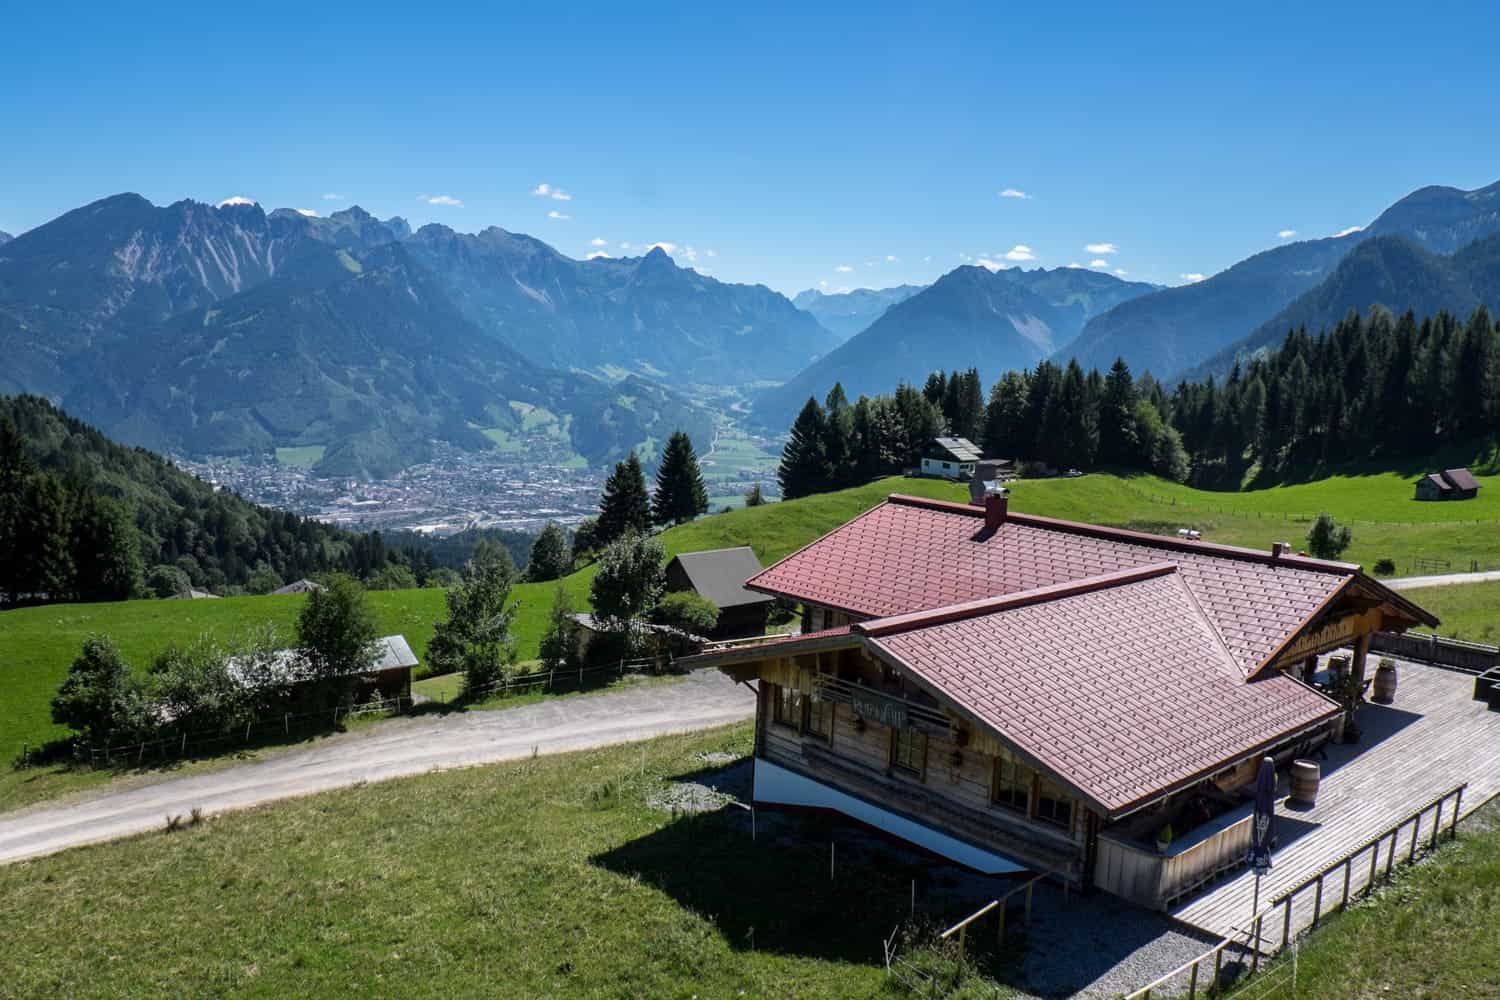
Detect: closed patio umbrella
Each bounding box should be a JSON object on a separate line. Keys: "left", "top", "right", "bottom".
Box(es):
{"left": 1247, "top": 756, "right": 1276, "bottom": 955}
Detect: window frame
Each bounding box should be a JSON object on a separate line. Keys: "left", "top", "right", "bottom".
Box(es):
{"left": 772, "top": 682, "right": 803, "bottom": 732}
{"left": 991, "top": 757, "right": 1031, "bottom": 814}
{"left": 890, "top": 726, "right": 927, "bottom": 778}
{"left": 1034, "top": 775, "right": 1074, "bottom": 831}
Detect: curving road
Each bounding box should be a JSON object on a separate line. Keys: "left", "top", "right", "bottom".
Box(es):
{"left": 0, "top": 670, "right": 755, "bottom": 866}
{"left": 1387, "top": 570, "right": 1500, "bottom": 590}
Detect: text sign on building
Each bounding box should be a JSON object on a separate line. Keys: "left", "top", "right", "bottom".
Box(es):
{"left": 1277, "top": 611, "right": 1371, "bottom": 664}
{"left": 850, "top": 688, "right": 908, "bottom": 729}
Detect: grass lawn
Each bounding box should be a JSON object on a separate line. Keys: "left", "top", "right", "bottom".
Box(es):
{"left": 1399, "top": 582, "right": 1500, "bottom": 644}
{"left": 1241, "top": 802, "right": 1500, "bottom": 998}
{"left": 0, "top": 723, "right": 1013, "bottom": 999}
{"left": 0, "top": 589, "right": 448, "bottom": 758}
{"left": 273, "top": 445, "right": 326, "bottom": 468}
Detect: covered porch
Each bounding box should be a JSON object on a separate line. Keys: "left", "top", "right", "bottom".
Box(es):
{"left": 1169, "top": 658, "right": 1500, "bottom": 940}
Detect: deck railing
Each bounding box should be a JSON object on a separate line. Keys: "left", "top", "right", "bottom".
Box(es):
{"left": 1125, "top": 783, "right": 1468, "bottom": 999}
{"left": 938, "top": 867, "right": 1069, "bottom": 955}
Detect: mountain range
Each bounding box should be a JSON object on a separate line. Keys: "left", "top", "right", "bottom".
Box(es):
{"left": 792, "top": 284, "right": 925, "bottom": 341}
{"left": 1063, "top": 180, "right": 1500, "bottom": 379}
{"left": 0, "top": 194, "right": 822, "bottom": 475}
{"left": 756, "top": 265, "right": 1159, "bottom": 425}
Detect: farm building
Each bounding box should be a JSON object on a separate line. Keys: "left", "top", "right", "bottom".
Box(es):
{"left": 683, "top": 491, "right": 1436, "bottom": 906}
{"left": 239, "top": 634, "right": 417, "bottom": 703}
{"left": 1414, "top": 467, "right": 1481, "bottom": 501}
{"left": 272, "top": 578, "right": 326, "bottom": 595}
{"left": 165, "top": 588, "right": 219, "bottom": 600}
{"left": 664, "top": 547, "right": 775, "bottom": 639}
{"left": 920, "top": 437, "right": 982, "bottom": 480}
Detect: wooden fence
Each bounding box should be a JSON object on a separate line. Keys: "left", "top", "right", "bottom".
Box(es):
{"left": 1125, "top": 783, "right": 1468, "bottom": 999}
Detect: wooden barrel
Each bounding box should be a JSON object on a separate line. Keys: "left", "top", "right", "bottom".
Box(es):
{"left": 1290, "top": 759, "right": 1320, "bottom": 806}
{"left": 1373, "top": 661, "right": 1398, "bottom": 703}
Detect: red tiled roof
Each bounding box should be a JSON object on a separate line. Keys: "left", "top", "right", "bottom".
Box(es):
{"left": 749, "top": 495, "right": 1361, "bottom": 676}
{"left": 859, "top": 567, "right": 1339, "bottom": 815}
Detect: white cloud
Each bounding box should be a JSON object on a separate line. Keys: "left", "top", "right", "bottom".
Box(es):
{"left": 321, "top": 193, "right": 346, "bottom": 201}
{"left": 1004, "top": 245, "right": 1035, "bottom": 262}
{"left": 1065, "top": 262, "right": 1085, "bottom": 269}
{"left": 835, "top": 264, "right": 853, "bottom": 273}
{"left": 999, "top": 188, "right": 1031, "bottom": 200}
{"left": 217, "top": 196, "right": 256, "bottom": 207}
{"left": 590, "top": 237, "right": 607, "bottom": 247}
{"left": 548, "top": 209, "right": 570, "bottom": 220}
{"left": 886, "top": 254, "right": 899, "bottom": 262}
{"left": 1278, "top": 229, "right": 1297, "bottom": 239}
{"left": 922, "top": 255, "right": 931, "bottom": 262}
{"left": 619, "top": 242, "right": 633, "bottom": 250}
{"left": 706, "top": 249, "right": 717, "bottom": 258}
{"left": 587, "top": 251, "right": 609, "bottom": 259}
{"left": 680, "top": 246, "right": 699, "bottom": 262}
{"left": 295, "top": 208, "right": 319, "bottom": 217}
{"left": 1089, "top": 259, "right": 1109, "bottom": 268}
{"left": 1332, "top": 225, "right": 1364, "bottom": 238}
{"left": 976, "top": 258, "right": 1009, "bottom": 271}
{"left": 647, "top": 241, "right": 677, "bottom": 254}
{"left": 1085, "top": 242, "right": 1118, "bottom": 255}
{"left": 532, "top": 183, "right": 572, "bottom": 201}
{"left": 424, "top": 194, "right": 463, "bottom": 206}
{"left": 1114, "top": 268, "right": 1128, "bottom": 276}
{"left": 1179, "top": 272, "right": 1207, "bottom": 284}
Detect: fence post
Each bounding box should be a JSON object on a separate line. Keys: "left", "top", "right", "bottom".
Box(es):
{"left": 1188, "top": 960, "right": 1199, "bottom": 1000}
{"left": 1281, "top": 896, "right": 1292, "bottom": 949}
{"left": 1311, "top": 878, "right": 1323, "bottom": 928}
{"left": 1431, "top": 800, "right": 1443, "bottom": 849}
{"left": 1409, "top": 812, "right": 1421, "bottom": 860}
{"left": 1452, "top": 787, "right": 1464, "bottom": 838}
{"left": 1251, "top": 915, "right": 1262, "bottom": 972}
{"left": 1367, "top": 840, "right": 1379, "bottom": 895}
{"left": 284, "top": 713, "right": 290, "bottom": 735}
{"left": 1342, "top": 857, "right": 1352, "bottom": 908}
{"left": 1386, "top": 829, "right": 1398, "bottom": 879}
{"left": 1212, "top": 943, "right": 1223, "bottom": 996}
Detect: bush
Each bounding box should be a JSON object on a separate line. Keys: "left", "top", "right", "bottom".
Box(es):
{"left": 50, "top": 636, "right": 152, "bottom": 746}
{"left": 427, "top": 547, "right": 518, "bottom": 700}
{"left": 1307, "top": 513, "right": 1353, "bottom": 560}
{"left": 538, "top": 586, "right": 581, "bottom": 671}
{"left": 1373, "top": 557, "right": 1396, "bottom": 577}
{"left": 654, "top": 591, "right": 720, "bottom": 636}
{"left": 590, "top": 533, "right": 666, "bottom": 630}
{"left": 296, "top": 574, "right": 379, "bottom": 681}
{"left": 147, "top": 564, "right": 192, "bottom": 599}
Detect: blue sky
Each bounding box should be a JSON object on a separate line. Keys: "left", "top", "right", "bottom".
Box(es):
{"left": 3, "top": 1, "right": 1497, "bottom": 295}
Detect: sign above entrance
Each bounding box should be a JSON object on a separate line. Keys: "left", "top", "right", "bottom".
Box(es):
{"left": 849, "top": 688, "right": 908, "bottom": 729}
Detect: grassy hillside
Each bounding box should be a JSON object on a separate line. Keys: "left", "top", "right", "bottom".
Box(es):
{"left": 0, "top": 724, "right": 977, "bottom": 999}
{"left": 1401, "top": 582, "right": 1500, "bottom": 644}
{"left": 1, "top": 590, "right": 447, "bottom": 757}
{"left": 8, "top": 470, "right": 1498, "bottom": 759}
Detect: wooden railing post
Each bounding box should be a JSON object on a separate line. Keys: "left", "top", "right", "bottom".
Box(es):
{"left": 1311, "top": 877, "right": 1323, "bottom": 927}
{"left": 1386, "top": 829, "right": 1398, "bottom": 879}
{"left": 1367, "top": 840, "right": 1379, "bottom": 895}
{"left": 1342, "top": 856, "right": 1352, "bottom": 908}
{"left": 1281, "top": 896, "right": 1292, "bottom": 949}
{"left": 1188, "top": 959, "right": 1199, "bottom": 999}
{"left": 1452, "top": 787, "right": 1465, "bottom": 838}
{"left": 1212, "top": 945, "right": 1223, "bottom": 996}
{"left": 1409, "top": 812, "right": 1421, "bottom": 860}
{"left": 1431, "top": 800, "right": 1443, "bottom": 849}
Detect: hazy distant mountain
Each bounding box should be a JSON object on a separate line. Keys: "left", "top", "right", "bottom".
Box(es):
{"left": 1191, "top": 233, "right": 1500, "bottom": 377}
{"left": 0, "top": 194, "right": 714, "bottom": 475}
{"left": 756, "top": 266, "right": 1157, "bottom": 426}
{"left": 1062, "top": 179, "right": 1500, "bottom": 378}
{"left": 792, "top": 284, "right": 925, "bottom": 341}
{"left": 0, "top": 231, "right": 12, "bottom": 246}
{"left": 65, "top": 242, "right": 711, "bottom": 478}
{"left": 404, "top": 227, "right": 838, "bottom": 381}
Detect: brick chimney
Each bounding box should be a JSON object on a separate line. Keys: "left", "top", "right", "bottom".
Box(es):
{"left": 984, "top": 490, "right": 1009, "bottom": 532}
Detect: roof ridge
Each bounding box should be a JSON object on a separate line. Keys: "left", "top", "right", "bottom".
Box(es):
{"left": 1164, "top": 569, "right": 1245, "bottom": 681}
{"left": 885, "top": 492, "right": 1360, "bottom": 575}
{"left": 852, "top": 562, "right": 1180, "bottom": 637}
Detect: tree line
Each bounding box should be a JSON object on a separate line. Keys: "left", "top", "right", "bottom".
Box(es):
{"left": 777, "top": 306, "right": 1499, "bottom": 497}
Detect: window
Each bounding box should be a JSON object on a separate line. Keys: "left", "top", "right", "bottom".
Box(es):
{"left": 773, "top": 683, "right": 802, "bottom": 730}
{"left": 1036, "top": 777, "right": 1073, "bottom": 830}
{"left": 806, "top": 695, "right": 832, "bottom": 742}
{"left": 891, "top": 727, "right": 926, "bottom": 776}
{"left": 992, "top": 758, "right": 1030, "bottom": 813}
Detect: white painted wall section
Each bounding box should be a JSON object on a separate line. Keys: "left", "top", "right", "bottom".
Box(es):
{"left": 753, "top": 758, "right": 1025, "bottom": 875}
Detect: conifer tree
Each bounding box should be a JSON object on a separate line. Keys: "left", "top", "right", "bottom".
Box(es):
{"left": 1097, "top": 358, "right": 1140, "bottom": 467}
{"left": 778, "top": 397, "right": 829, "bottom": 500}
{"left": 596, "top": 451, "right": 651, "bottom": 544}
{"left": 526, "top": 522, "right": 572, "bottom": 582}
{"left": 651, "top": 431, "right": 709, "bottom": 526}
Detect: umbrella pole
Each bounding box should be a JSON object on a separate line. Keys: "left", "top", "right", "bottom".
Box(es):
{"left": 1251, "top": 873, "right": 1262, "bottom": 956}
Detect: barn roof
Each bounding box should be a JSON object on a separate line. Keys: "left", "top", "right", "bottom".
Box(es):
{"left": 1443, "top": 467, "right": 1480, "bottom": 492}
{"left": 931, "top": 437, "right": 982, "bottom": 462}
{"left": 667, "top": 546, "right": 774, "bottom": 609}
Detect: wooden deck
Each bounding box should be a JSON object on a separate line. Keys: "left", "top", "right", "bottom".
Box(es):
{"left": 1171, "top": 661, "right": 1500, "bottom": 942}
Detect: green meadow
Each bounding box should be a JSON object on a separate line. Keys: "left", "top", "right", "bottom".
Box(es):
{"left": 5, "top": 470, "right": 1497, "bottom": 771}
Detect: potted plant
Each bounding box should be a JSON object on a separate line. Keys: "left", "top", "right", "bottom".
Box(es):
{"left": 1328, "top": 667, "right": 1370, "bottom": 743}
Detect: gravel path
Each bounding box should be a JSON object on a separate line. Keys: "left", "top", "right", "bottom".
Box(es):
{"left": 0, "top": 670, "right": 754, "bottom": 865}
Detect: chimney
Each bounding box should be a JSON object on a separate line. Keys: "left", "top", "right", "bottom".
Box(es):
{"left": 1271, "top": 541, "right": 1291, "bottom": 560}
{"left": 984, "top": 490, "right": 1009, "bottom": 532}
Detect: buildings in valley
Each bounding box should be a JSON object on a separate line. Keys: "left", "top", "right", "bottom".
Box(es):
{"left": 684, "top": 491, "right": 1436, "bottom": 908}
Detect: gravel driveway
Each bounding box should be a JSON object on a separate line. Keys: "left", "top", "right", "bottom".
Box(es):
{"left": 0, "top": 670, "right": 755, "bottom": 865}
